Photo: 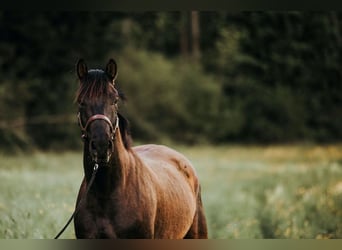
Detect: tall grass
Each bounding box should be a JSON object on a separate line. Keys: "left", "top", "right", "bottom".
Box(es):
{"left": 0, "top": 145, "right": 341, "bottom": 238}
{"left": 0, "top": 152, "right": 82, "bottom": 238}
{"left": 186, "top": 145, "right": 342, "bottom": 239}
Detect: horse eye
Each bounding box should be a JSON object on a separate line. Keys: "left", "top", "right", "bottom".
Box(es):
{"left": 78, "top": 102, "right": 86, "bottom": 109}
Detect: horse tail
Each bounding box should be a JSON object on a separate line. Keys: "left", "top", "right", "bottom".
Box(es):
{"left": 184, "top": 184, "right": 208, "bottom": 239}
{"left": 195, "top": 185, "right": 208, "bottom": 238}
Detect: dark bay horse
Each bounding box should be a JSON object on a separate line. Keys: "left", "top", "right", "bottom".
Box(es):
{"left": 73, "top": 58, "right": 208, "bottom": 238}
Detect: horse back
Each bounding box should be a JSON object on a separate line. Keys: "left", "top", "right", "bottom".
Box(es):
{"left": 133, "top": 144, "right": 199, "bottom": 194}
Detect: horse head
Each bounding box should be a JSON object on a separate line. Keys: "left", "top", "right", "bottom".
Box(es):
{"left": 76, "top": 58, "right": 120, "bottom": 164}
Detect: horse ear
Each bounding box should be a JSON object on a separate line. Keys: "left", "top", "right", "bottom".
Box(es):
{"left": 76, "top": 59, "right": 88, "bottom": 80}
{"left": 105, "top": 58, "right": 118, "bottom": 82}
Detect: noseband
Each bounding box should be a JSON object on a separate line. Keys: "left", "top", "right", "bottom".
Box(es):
{"left": 78, "top": 112, "right": 119, "bottom": 141}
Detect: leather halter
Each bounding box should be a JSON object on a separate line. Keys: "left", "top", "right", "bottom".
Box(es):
{"left": 78, "top": 112, "right": 119, "bottom": 140}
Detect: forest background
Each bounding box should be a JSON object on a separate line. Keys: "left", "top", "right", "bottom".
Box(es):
{"left": 0, "top": 11, "right": 341, "bottom": 151}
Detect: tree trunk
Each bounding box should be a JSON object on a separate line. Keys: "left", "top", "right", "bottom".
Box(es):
{"left": 191, "top": 11, "right": 201, "bottom": 62}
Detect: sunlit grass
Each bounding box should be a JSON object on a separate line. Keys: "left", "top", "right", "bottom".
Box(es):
{"left": 0, "top": 152, "right": 83, "bottom": 238}
{"left": 0, "top": 145, "right": 342, "bottom": 238}
{"left": 179, "top": 144, "right": 342, "bottom": 239}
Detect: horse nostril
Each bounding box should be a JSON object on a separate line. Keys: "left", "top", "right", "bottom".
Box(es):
{"left": 90, "top": 140, "right": 97, "bottom": 153}
{"left": 109, "top": 140, "right": 114, "bottom": 151}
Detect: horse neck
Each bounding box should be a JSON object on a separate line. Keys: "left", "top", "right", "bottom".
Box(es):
{"left": 83, "top": 128, "right": 133, "bottom": 196}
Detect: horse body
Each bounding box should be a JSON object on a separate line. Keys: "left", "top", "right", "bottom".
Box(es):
{"left": 75, "top": 142, "right": 203, "bottom": 238}
{"left": 73, "top": 59, "right": 208, "bottom": 239}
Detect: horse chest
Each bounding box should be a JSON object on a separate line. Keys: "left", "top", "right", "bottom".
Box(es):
{"left": 93, "top": 216, "right": 117, "bottom": 238}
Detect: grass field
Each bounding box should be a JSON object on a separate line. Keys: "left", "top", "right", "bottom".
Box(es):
{"left": 0, "top": 144, "right": 342, "bottom": 239}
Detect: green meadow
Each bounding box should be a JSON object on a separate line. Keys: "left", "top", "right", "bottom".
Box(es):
{"left": 0, "top": 145, "right": 341, "bottom": 239}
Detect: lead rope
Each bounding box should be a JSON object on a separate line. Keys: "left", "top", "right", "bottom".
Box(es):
{"left": 54, "top": 163, "right": 99, "bottom": 239}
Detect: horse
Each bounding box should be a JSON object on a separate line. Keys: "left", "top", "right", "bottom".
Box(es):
{"left": 73, "top": 58, "right": 208, "bottom": 239}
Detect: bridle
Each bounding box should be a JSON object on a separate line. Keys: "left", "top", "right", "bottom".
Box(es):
{"left": 77, "top": 112, "right": 119, "bottom": 141}
{"left": 78, "top": 112, "right": 119, "bottom": 163}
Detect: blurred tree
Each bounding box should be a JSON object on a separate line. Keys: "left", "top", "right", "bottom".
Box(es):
{"left": 0, "top": 12, "right": 125, "bottom": 149}
{"left": 210, "top": 12, "right": 342, "bottom": 143}
{"left": 0, "top": 11, "right": 341, "bottom": 151}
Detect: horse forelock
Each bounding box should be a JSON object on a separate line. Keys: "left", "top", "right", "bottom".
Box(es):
{"left": 75, "top": 69, "right": 117, "bottom": 104}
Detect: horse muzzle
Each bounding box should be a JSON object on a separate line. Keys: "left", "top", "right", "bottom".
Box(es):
{"left": 89, "top": 138, "right": 114, "bottom": 164}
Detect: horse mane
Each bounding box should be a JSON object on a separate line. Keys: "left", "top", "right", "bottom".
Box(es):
{"left": 118, "top": 113, "right": 132, "bottom": 149}
{"left": 75, "top": 69, "right": 132, "bottom": 149}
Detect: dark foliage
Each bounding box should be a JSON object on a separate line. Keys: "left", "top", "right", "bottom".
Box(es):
{"left": 0, "top": 11, "right": 341, "bottom": 150}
